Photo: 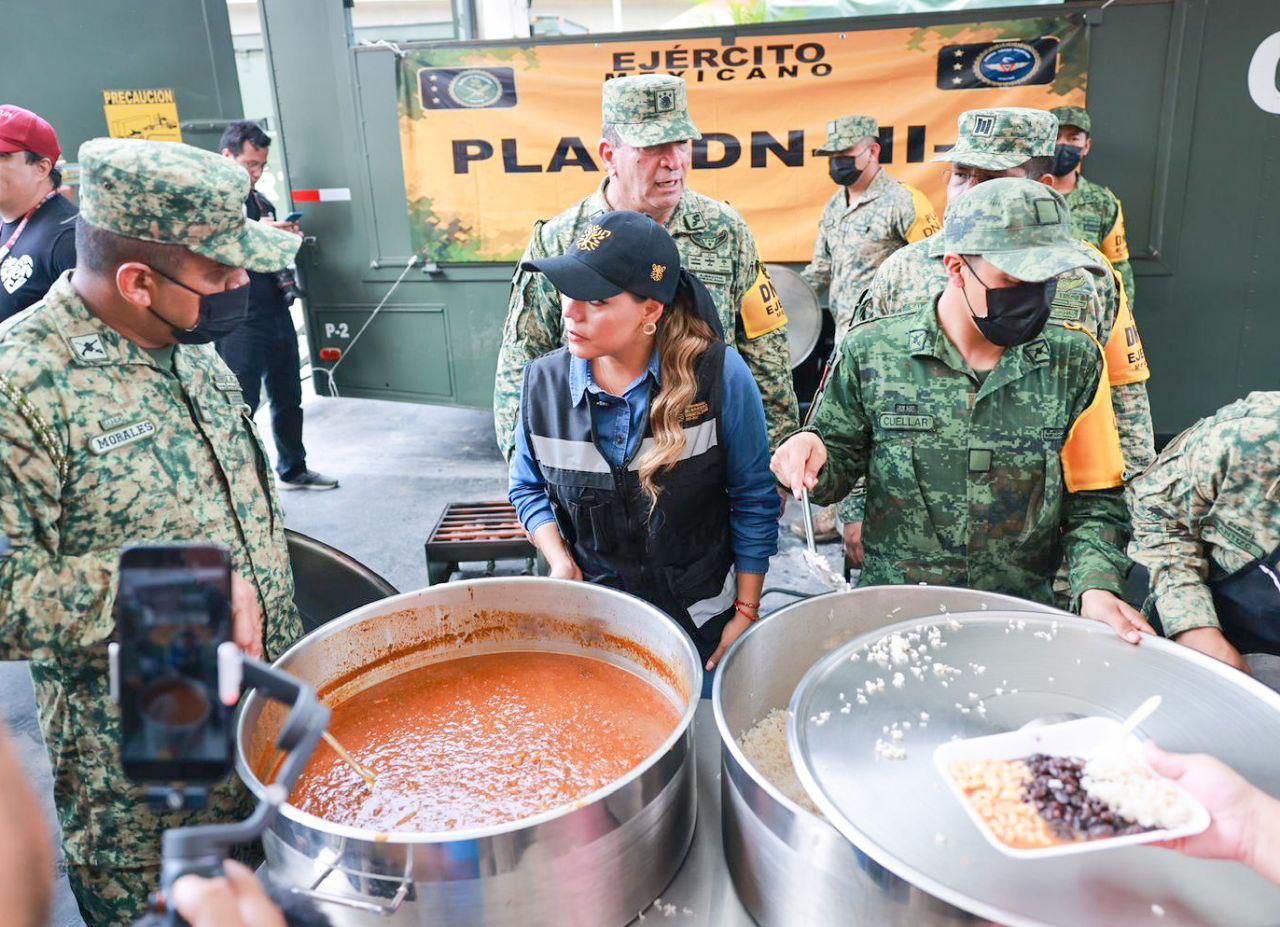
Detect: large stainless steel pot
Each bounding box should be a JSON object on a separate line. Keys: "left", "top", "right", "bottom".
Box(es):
{"left": 712, "top": 586, "right": 1059, "bottom": 926}
{"left": 236, "top": 578, "right": 701, "bottom": 926}
{"left": 790, "top": 610, "right": 1280, "bottom": 926}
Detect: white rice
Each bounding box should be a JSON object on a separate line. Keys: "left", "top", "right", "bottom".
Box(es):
{"left": 1083, "top": 745, "right": 1198, "bottom": 831}
{"left": 738, "top": 708, "right": 825, "bottom": 817}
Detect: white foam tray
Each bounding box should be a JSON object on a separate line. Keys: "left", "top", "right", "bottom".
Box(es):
{"left": 934, "top": 716, "right": 1210, "bottom": 859}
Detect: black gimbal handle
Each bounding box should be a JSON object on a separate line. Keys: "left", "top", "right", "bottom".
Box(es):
{"left": 151, "top": 655, "right": 330, "bottom": 927}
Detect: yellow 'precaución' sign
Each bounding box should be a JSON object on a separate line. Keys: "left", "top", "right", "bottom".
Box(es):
{"left": 102, "top": 89, "right": 183, "bottom": 143}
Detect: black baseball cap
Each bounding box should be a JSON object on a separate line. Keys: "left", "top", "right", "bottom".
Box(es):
{"left": 523, "top": 210, "right": 681, "bottom": 305}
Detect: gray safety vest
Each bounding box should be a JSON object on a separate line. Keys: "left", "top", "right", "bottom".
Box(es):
{"left": 521, "top": 344, "right": 735, "bottom": 629}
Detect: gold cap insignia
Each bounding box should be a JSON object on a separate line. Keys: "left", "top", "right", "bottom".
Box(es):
{"left": 650, "top": 263, "right": 666, "bottom": 282}
{"left": 576, "top": 224, "right": 612, "bottom": 252}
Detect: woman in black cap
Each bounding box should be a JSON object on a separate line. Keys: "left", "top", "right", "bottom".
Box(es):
{"left": 508, "top": 210, "right": 780, "bottom": 692}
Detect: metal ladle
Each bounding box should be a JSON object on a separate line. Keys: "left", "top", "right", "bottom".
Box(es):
{"left": 799, "top": 488, "right": 847, "bottom": 590}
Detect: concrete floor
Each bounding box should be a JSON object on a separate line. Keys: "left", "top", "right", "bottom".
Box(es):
{"left": 2, "top": 391, "right": 843, "bottom": 927}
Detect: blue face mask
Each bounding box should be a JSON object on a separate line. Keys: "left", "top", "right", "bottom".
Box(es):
{"left": 149, "top": 268, "right": 250, "bottom": 344}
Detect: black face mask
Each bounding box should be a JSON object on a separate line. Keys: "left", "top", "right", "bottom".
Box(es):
{"left": 1051, "top": 143, "right": 1084, "bottom": 178}
{"left": 961, "top": 258, "right": 1056, "bottom": 347}
{"left": 149, "top": 269, "right": 250, "bottom": 344}
{"left": 828, "top": 155, "right": 864, "bottom": 187}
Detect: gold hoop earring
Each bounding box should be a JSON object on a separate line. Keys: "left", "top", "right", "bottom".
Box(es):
{"left": 642, "top": 321, "right": 657, "bottom": 336}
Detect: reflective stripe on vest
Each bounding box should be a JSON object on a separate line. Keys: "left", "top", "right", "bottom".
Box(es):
{"left": 530, "top": 419, "right": 720, "bottom": 476}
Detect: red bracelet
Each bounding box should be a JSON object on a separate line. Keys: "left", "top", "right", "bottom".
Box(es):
{"left": 734, "top": 598, "right": 760, "bottom": 610}
{"left": 735, "top": 600, "right": 760, "bottom": 622}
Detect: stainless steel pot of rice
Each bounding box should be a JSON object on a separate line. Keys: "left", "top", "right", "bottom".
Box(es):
{"left": 712, "top": 586, "right": 1057, "bottom": 925}
{"left": 235, "top": 577, "right": 701, "bottom": 926}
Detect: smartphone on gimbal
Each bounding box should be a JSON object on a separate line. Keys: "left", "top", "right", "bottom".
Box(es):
{"left": 114, "top": 543, "right": 235, "bottom": 786}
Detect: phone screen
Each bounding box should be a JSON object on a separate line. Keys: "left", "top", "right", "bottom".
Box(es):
{"left": 116, "top": 544, "right": 234, "bottom": 784}
{"left": 283, "top": 211, "right": 304, "bottom": 223}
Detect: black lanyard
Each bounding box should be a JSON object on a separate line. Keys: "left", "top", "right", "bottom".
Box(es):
{"left": 0, "top": 191, "right": 57, "bottom": 261}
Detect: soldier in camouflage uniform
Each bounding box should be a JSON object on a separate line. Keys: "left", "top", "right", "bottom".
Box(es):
{"left": 0, "top": 138, "right": 305, "bottom": 926}
{"left": 1128, "top": 392, "right": 1280, "bottom": 673}
{"left": 493, "top": 74, "right": 798, "bottom": 458}
{"left": 798, "top": 114, "right": 941, "bottom": 540}
{"left": 772, "top": 179, "right": 1152, "bottom": 641}
{"left": 1048, "top": 105, "right": 1137, "bottom": 310}
{"left": 841, "top": 107, "right": 1155, "bottom": 568}
{"left": 801, "top": 114, "right": 941, "bottom": 335}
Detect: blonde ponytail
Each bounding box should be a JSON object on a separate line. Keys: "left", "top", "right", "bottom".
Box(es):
{"left": 635, "top": 290, "right": 718, "bottom": 513}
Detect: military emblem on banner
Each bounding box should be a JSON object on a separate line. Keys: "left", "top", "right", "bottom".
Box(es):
{"left": 936, "top": 37, "right": 1060, "bottom": 90}
{"left": 419, "top": 67, "right": 518, "bottom": 110}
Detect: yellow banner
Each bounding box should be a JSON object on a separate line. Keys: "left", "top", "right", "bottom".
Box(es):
{"left": 399, "top": 16, "right": 1087, "bottom": 263}
{"left": 102, "top": 88, "right": 183, "bottom": 143}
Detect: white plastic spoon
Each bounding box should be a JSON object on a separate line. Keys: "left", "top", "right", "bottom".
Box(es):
{"left": 1117, "top": 695, "right": 1162, "bottom": 741}
{"left": 1092, "top": 695, "right": 1163, "bottom": 763}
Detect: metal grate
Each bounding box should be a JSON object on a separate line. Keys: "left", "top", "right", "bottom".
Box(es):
{"left": 424, "top": 501, "right": 536, "bottom": 584}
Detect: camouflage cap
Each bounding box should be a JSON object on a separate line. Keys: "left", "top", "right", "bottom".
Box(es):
{"left": 1050, "top": 105, "right": 1091, "bottom": 135}
{"left": 814, "top": 115, "right": 878, "bottom": 155}
{"left": 933, "top": 107, "right": 1057, "bottom": 171}
{"left": 601, "top": 75, "right": 701, "bottom": 147}
{"left": 940, "top": 177, "right": 1103, "bottom": 282}
{"left": 77, "top": 138, "right": 299, "bottom": 273}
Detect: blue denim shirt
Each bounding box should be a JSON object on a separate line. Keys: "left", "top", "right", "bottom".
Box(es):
{"left": 509, "top": 347, "right": 779, "bottom": 573}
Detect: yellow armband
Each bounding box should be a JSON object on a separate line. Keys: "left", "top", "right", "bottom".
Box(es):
{"left": 1101, "top": 202, "right": 1130, "bottom": 263}
{"left": 1080, "top": 240, "right": 1149, "bottom": 385}
{"left": 1060, "top": 322, "right": 1126, "bottom": 492}
{"left": 1103, "top": 278, "right": 1149, "bottom": 385}
{"left": 740, "top": 264, "right": 788, "bottom": 339}
{"left": 904, "top": 185, "right": 942, "bottom": 243}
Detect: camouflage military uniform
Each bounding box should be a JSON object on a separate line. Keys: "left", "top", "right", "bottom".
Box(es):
{"left": 493, "top": 74, "right": 797, "bottom": 457}
{"left": 839, "top": 108, "right": 1155, "bottom": 526}
{"left": 804, "top": 180, "right": 1129, "bottom": 606}
{"left": 801, "top": 115, "right": 940, "bottom": 332}
{"left": 0, "top": 139, "right": 303, "bottom": 926}
{"left": 1127, "top": 392, "right": 1280, "bottom": 638}
{"left": 1062, "top": 174, "right": 1135, "bottom": 309}
{"left": 1050, "top": 106, "right": 1137, "bottom": 310}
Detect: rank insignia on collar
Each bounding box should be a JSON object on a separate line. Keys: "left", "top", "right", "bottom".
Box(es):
{"left": 1025, "top": 339, "right": 1050, "bottom": 364}
{"left": 684, "top": 211, "right": 706, "bottom": 231}
{"left": 69, "top": 333, "right": 107, "bottom": 362}
{"left": 908, "top": 329, "right": 928, "bottom": 352}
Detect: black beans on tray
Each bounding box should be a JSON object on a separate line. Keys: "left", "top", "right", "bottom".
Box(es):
{"left": 1024, "top": 754, "right": 1151, "bottom": 840}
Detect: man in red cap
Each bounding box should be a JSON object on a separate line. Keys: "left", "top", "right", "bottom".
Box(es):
{"left": 0, "top": 105, "right": 76, "bottom": 321}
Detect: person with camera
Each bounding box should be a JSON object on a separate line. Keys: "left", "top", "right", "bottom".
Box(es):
{"left": 216, "top": 120, "right": 337, "bottom": 491}
{"left": 0, "top": 137, "right": 305, "bottom": 926}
